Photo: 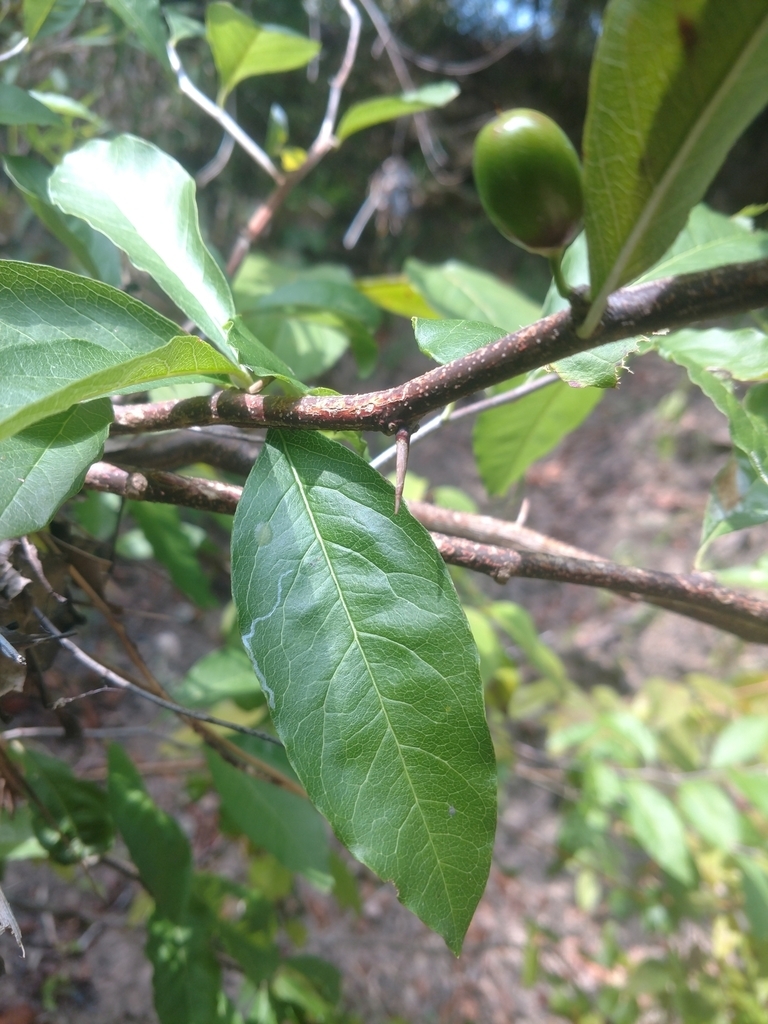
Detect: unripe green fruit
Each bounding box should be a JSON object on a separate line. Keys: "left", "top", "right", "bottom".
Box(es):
{"left": 473, "top": 109, "right": 583, "bottom": 256}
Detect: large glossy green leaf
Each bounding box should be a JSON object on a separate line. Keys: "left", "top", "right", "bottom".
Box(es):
{"left": 473, "top": 380, "right": 602, "bottom": 496}
{"left": 231, "top": 430, "right": 496, "bottom": 953}
{"left": 127, "top": 502, "right": 216, "bottom": 608}
{"left": 0, "top": 332, "right": 241, "bottom": 443}
{"left": 677, "top": 781, "right": 742, "bottom": 851}
{"left": 49, "top": 135, "right": 236, "bottom": 354}
{"left": 337, "top": 82, "right": 459, "bottom": 141}
{"left": 103, "top": 0, "right": 170, "bottom": 69}
{"left": 206, "top": 2, "right": 319, "bottom": 103}
{"left": 582, "top": 0, "right": 768, "bottom": 335}
{"left": 207, "top": 749, "right": 331, "bottom": 886}
{"left": 0, "top": 84, "right": 62, "bottom": 126}
{"left": 107, "top": 745, "right": 192, "bottom": 921}
{"left": 414, "top": 319, "right": 507, "bottom": 364}
{"left": 0, "top": 399, "right": 112, "bottom": 542}
{"left": 405, "top": 258, "right": 540, "bottom": 332}
{"left": 623, "top": 780, "right": 694, "bottom": 885}
{"left": 239, "top": 315, "right": 348, "bottom": 382}
{"left": 4, "top": 156, "right": 121, "bottom": 286}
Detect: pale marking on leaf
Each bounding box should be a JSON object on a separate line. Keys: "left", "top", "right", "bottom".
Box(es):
{"left": 242, "top": 567, "right": 293, "bottom": 709}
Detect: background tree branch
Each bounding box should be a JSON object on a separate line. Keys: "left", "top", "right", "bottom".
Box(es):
{"left": 81, "top": 462, "right": 768, "bottom": 646}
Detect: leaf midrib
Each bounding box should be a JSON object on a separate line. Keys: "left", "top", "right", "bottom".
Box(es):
{"left": 583, "top": 11, "right": 768, "bottom": 336}
{"left": 282, "top": 437, "right": 455, "bottom": 926}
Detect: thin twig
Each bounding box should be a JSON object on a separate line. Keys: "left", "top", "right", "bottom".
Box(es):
{"left": 166, "top": 41, "right": 283, "bottom": 184}
{"left": 396, "top": 32, "right": 528, "bottom": 75}
{"left": 46, "top": 558, "right": 304, "bottom": 794}
{"left": 226, "top": 0, "right": 361, "bottom": 277}
{"left": 358, "top": 0, "right": 457, "bottom": 181}
{"left": 111, "top": 259, "right": 768, "bottom": 436}
{"left": 0, "top": 36, "right": 28, "bottom": 62}
{"left": 32, "top": 610, "right": 283, "bottom": 745}
{"left": 370, "top": 373, "right": 559, "bottom": 470}
{"left": 196, "top": 131, "right": 236, "bottom": 188}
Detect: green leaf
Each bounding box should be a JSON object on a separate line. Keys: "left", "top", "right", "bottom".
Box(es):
{"left": 545, "top": 234, "right": 638, "bottom": 388}
{"left": 174, "top": 647, "right": 265, "bottom": 709}
{"left": 738, "top": 856, "right": 768, "bottom": 939}
{"left": 24, "top": 749, "right": 114, "bottom": 864}
{"left": 207, "top": 749, "right": 331, "bottom": 886}
{"left": 4, "top": 155, "right": 121, "bottom": 286}
{"left": 164, "top": 10, "right": 205, "bottom": 45}
{"left": 234, "top": 269, "right": 380, "bottom": 380}
{"left": 658, "top": 352, "right": 768, "bottom": 486}
{"left": 255, "top": 279, "right": 381, "bottom": 332}
{"left": 710, "top": 715, "right": 768, "bottom": 767}
{"left": 146, "top": 905, "right": 222, "bottom": 1024}
{"left": 206, "top": 2, "right": 320, "bottom": 103}
{"left": 623, "top": 779, "right": 694, "bottom": 885}
{"left": 24, "top": 0, "right": 83, "bottom": 38}
{"left": 655, "top": 328, "right": 768, "bottom": 382}
{"left": 231, "top": 430, "right": 496, "bottom": 953}
{"left": 486, "top": 602, "right": 568, "bottom": 685}
{"left": 49, "top": 135, "right": 236, "bottom": 355}
{"left": 700, "top": 452, "right": 768, "bottom": 555}
{"left": 225, "top": 316, "right": 307, "bottom": 391}
{"left": 252, "top": 278, "right": 380, "bottom": 378}
{"left": 728, "top": 769, "right": 768, "bottom": 816}
{"left": 0, "top": 84, "right": 62, "bottom": 126}
{"left": 237, "top": 315, "right": 348, "bottom": 382}
{"left": 677, "top": 780, "right": 742, "bottom": 850}
{"left": 127, "top": 502, "right": 216, "bottom": 608}
{"left": 414, "top": 319, "right": 507, "bottom": 364}
{"left": 103, "top": 0, "right": 170, "bottom": 69}
{"left": 337, "top": 82, "right": 459, "bottom": 141}
{"left": 0, "top": 332, "right": 242, "bottom": 443}
{"left": 107, "top": 745, "right": 192, "bottom": 921}
{"left": 405, "top": 258, "right": 540, "bottom": 331}
{"left": 604, "top": 711, "right": 658, "bottom": 764}
{"left": 356, "top": 274, "right": 440, "bottom": 319}
{"left": 582, "top": 0, "right": 768, "bottom": 335}
{"left": 23, "top": 0, "right": 56, "bottom": 37}
{"left": 473, "top": 380, "right": 602, "bottom": 496}
{"left": 636, "top": 203, "right": 768, "bottom": 283}
{"left": 0, "top": 399, "right": 112, "bottom": 542}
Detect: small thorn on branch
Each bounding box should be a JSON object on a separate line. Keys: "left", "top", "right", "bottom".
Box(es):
{"left": 394, "top": 427, "right": 411, "bottom": 514}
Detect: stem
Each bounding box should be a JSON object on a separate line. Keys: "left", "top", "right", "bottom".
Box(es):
{"left": 549, "top": 250, "right": 571, "bottom": 300}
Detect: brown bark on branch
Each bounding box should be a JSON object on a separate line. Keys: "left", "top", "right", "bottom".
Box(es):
{"left": 431, "top": 534, "right": 768, "bottom": 644}
{"left": 112, "top": 258, "right": 768, "bottom": 437}
{"left": 83, "top": 463, "right": 768, "bottom": 645}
